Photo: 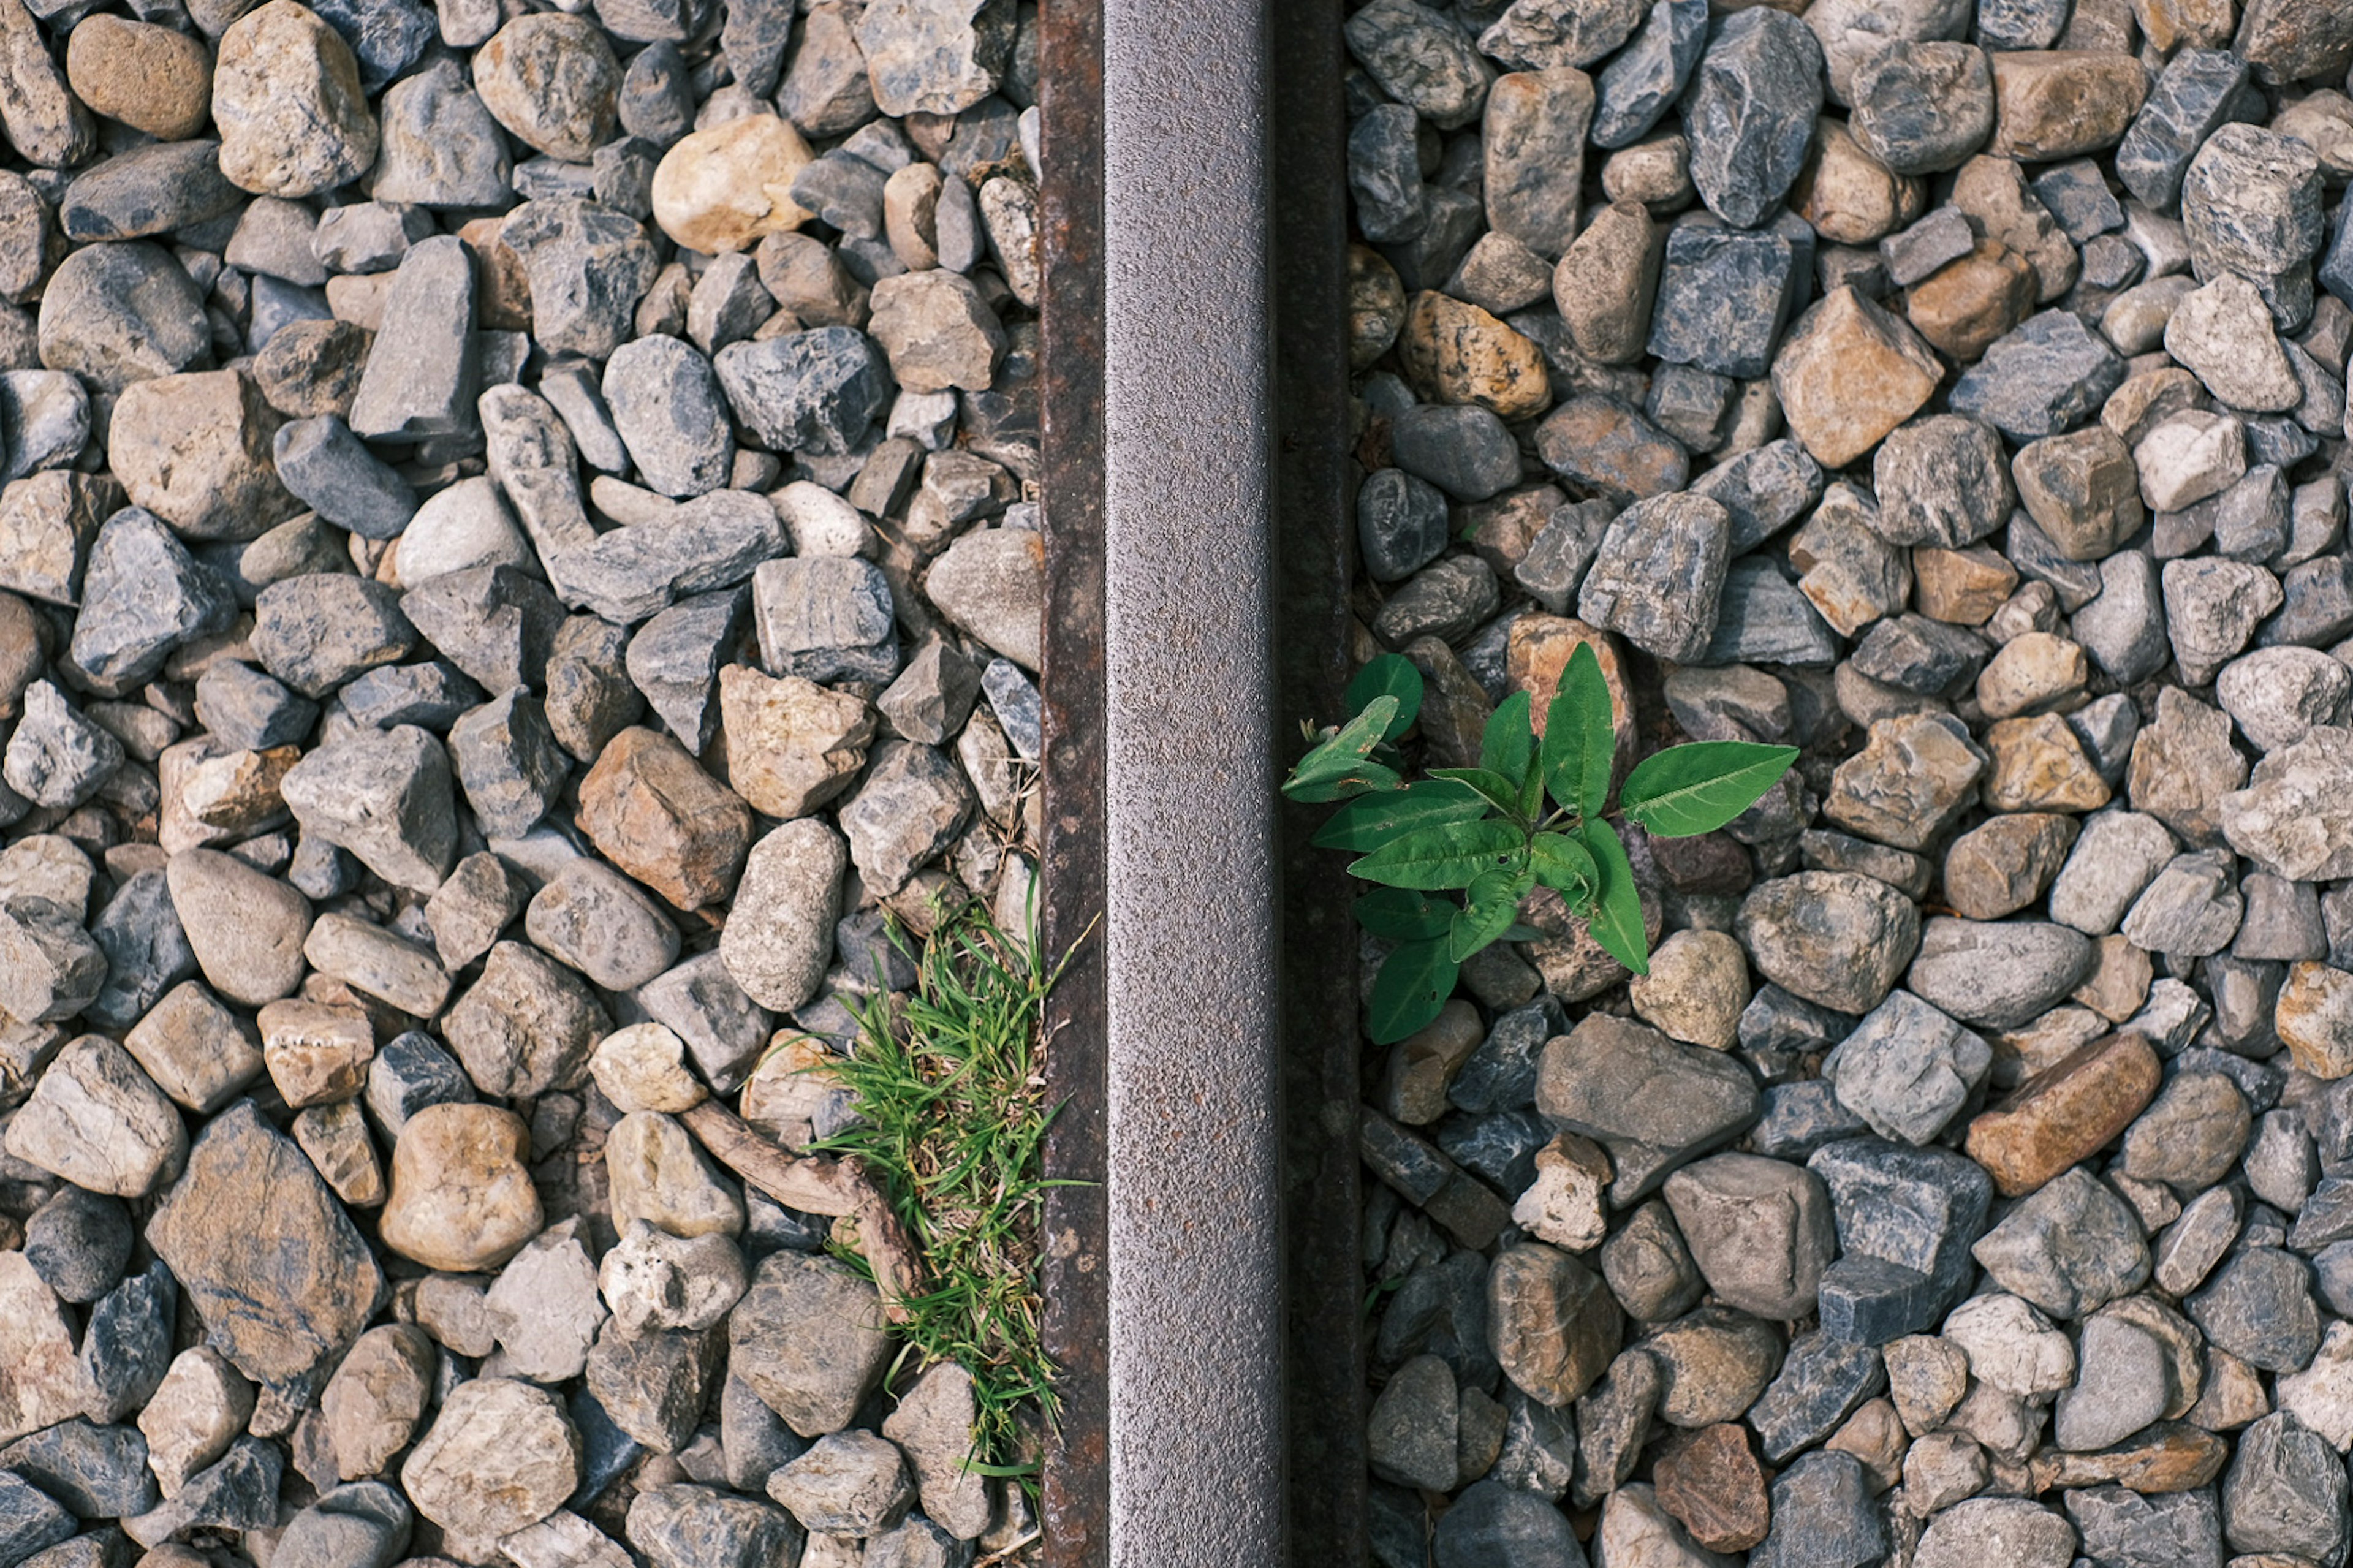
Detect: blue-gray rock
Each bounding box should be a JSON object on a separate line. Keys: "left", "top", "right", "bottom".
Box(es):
{"left": 348, "top": 235, "right": 480, "bottom": 444}
{"left": 2065, "top": 1486, "right": 2223, "bottom": 1568}
{"left": 123, "top": 1437, "right": 281, "bottom": 1548}
{"left": 619, "top": 40, "right": 694, "bottom": 145}
{"left": 1747, "top": 1080, "right": 1870, "bottom": 1160}
{"left": 1750, "top": 1450, "right": 1883, "bottom": 1568}
{"left": 36, "top": 242, "right": 210, "bottom": 396}
{"left": 569, "top": 1381, "right": 645, "bottom": 1509}
{"left": 605, "top": 335, "right": 737, "bottom": 499}
{"left": 2260, "top": 555, "right": 2353, "bottom": 649}
{"left": 1384, "top": 182, "right": 1486, "bottom": 293}
{"left": 1849, "top": 613, "right": 1989, "bottom": 692}
{"left": 2222, "top": 1411, "right": 2349, "bottom": 1565}
{"left": 1688, "top": 438, "right": 1823, "bottom": 555}
{"left": 716, "top": 329, "right": 895, "bottom": 457}
{"left": 1436, "top": 1110, "right": 1550, "bottom": 1195}
{"left": 1949, "top": 309, "right": 2127, "bottom": 440}
{"left": 340, "top": 661, "right": 483, "bottom": 732}
{"left": 0, "top": 1420, "right": 154, "bottom": 1519}
{"left": 1972, "top": 1165, "right": 2150, "bottom": 1317}
{"left": 2032, "top": 159, "right": 2125, "bottom": 243}
{"left": 24, "top": 1186, "right": 131, "bottom": 1304}
{"left": 309, "top": 0, "right": 431, "bottom": 86}
{"left": 1848, "top": 41, "right": 1994, "bottom": 176}
{"left": 1645, "top": 363, "right": 1733, "bottom": 449}
{"left": 1702, "top": 557, "right": 1838, "bottom": 667}
{"left": 2182, "top": 123, "right": 2325, "bottom": 329}
{"left": 1881, "top": 205, "right": 1976, "bottom": 287}
{"left": 2190, "top": 1247, "right": 2321, "bottom": 1372}
{"left": 982, "top": 656, "right": 1040, "bottom": 759}
{"left": 400, "top": 563, "right": 566, "bottom": 692}
{"left": 1974, "top": 0, "right": 2070, "bottom": 48}
{"left": 2006, "top": 509, "right": 2105, "bottom": 612}
{"left": 1748, "top": 1331, "right": 1885, "bottom": 1463}
{"left": 1450, "top": 997, "right": 1563, "bottom": 1116}
{"left": 1514, "top": 499, "right": 1612, "bottom": 615}
{"left": 498, "top": 200, "right": 661, "bottom": 363}
{"left": 364, "top": 1029, "right": 474, "bottom": 1142}
{"left": 588, "top": 1319, "right": 722, "bottom": 1455}
{"left": 626, "top": 588, "right": 749, "bottom": 753}
{"left": 67, "top": 507, "right": 233, "bottom": 692}
{"left": 1577, "top": 491, "right": 1729, "bottom": 661}
{"left": 271, "top": 417, "right": 417, "bottom": 540}
{"left": 1824, "top": 990, "right": 1990, "bottom": 1146}
{"left": 252, "top": 574, "right": 418, "bottom": 699}
{"left": 0, "top": 1474, "right": 72, "bottom": 1568}
{"left": 0, "top": 372, "right": 89, "bottom": 484}
{"left": 448, "top": 689, "right": 569, "bottom": 839}
{"left": 1808, "top": 1137, "right": 1991, "bottom": 1344}
{"left": 2115, "top": 49, "right": 2257, "bottom": 212}
{"left": 274, "top": 1481, "right": 412, "bottom": 1568}
{"left": 1680, "top": 7, "right": 1825, "bottom": 230}
{"left": 624, "top": 1484, "right": 804, "bottom": 1568}
{"left": 3, "top": 683, "right": 121, "bottom": 811}
{"left": 1358, "top": 469, "right": 1451, "bottom": 583}
{"left": 248, "top": 275, "right": 332, "bottom": 354}
{"left": 1738, "top": 984, "right": 1855, "bottom": 1078}
{"left": 718, "top": 0, "right": 789, "bottom": 96}
{"left": 752, "top": 555, "right": 896, "bottom": 683}
{"left": 2075, "top": 550, "right": 2169, "bottom": 682}
{"left": 790, "top": 150, "right": 889, "bottom": 241}
{"left": 1389, "top": 403, "right": 1521, "bottom": 501}
{"left": 1348, "top": 104, "right": 1425, "bottom": 243}
{"left": 80, "top": 1258, "right": 172, "bottom": 1425}
{"left": 1535, "top": 1013, "right": 1760, "bottom": 1203}
{"left": 84, "top": 869, "right": 195, "bottom": 1032}
{"left": 2324, "top": 200, "right": 2353, "bottom": 312}
{"left": 1430, "top": 1479, "right": 1583, "bottom": 1568}
{"left": 1343, "top": 0, "right": 1491, "bottom": 129}
{"left": 1591, "top": 0, "right": 1706, "bottom": 149}
{"left": 1648, "top": 215, "right": 1806, "bottom": 379}
{"left": 58, "top": 141, "right": 241, "bottom": 243}
{"left": 194, "top": 660, "right": 316, "bottom": 751}
{"left": 372, "top": 59, "right": 513, "bottom": 208}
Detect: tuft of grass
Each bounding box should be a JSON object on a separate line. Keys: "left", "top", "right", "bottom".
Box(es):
{"left": 808, "top": 894, "right": 1082, "bottom": 1488}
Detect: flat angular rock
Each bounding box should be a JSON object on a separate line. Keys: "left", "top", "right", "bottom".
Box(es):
{"left": 1661, "top": 1152, "right": 1832, "bottom": 1318}
{"left": 1535, "top": 1013, "right": 1759, "bottom": 1203}
{"left": 400, "top": 1376, "right": 579, "bottom": 1538}
{"left": 729, "top": 1251, "right": 891, "bottom": 1437}
{"left": 441, "top": 941, "right": 608, "bottom": 1099}
{"left": 1680, "top": 8, "right": 1824, "bottom": 230}
{"left": 1824, "top": 990, "right": 1990, "bottom": 1146}
{"left": 577, "top": 725, "right": 754, "bottom": 911}
{"left": 1735, "top": 870, "right": 1922, "bottom": 1015}
{"left": 1574, "top": 491, "right": 1729, "bottom": 662}
{"left": 279, "top": 724, "right": 455, "bottom": 893}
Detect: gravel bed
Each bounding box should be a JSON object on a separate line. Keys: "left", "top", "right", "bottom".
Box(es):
{"left": 1341, "top": 0, "right": 2353, "bottom": 1563}
{"left": 0, "top": 0, "right": 1045, "bottom": 1562}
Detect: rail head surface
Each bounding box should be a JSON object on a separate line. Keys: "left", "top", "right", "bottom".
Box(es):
{"left": 1040, "top": 0, "right": 1291, "bottom": 1558}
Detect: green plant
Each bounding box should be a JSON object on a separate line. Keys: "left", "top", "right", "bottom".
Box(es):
{"left": 808, "top": 896, "right": 1083, "bottom": 1493}
{"left": 1284, "top": 648, "right": 1797, "bottom": 1045}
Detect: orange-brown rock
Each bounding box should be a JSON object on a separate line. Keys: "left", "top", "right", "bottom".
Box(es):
{"left": 2028, "top": 1422, "right": 2226, "bottom": 1494}
{"left": 1771, "top": 287, "right": 1943, "bottom": 469}
{"left": 1990, "top": 51, "right": 2150, "bottom": 162}
{"left": 1792, "top": 116, "right": 1922, "bottom": 245}
{"left": 1396, "top": 291, "right": 1552, "bottom": 421}
{"left": 575, "top": 726, "right": 754, "bottom": 912}
{"left": 2278, "top": 961, "right": 2353, "bottom": 1078}
{"left": 379, "top": 1103, "right": 543, "bottom": 1273}
{"left": 1506, "top": 614, "right": 1634, "bottom": 755}
{"left": 1912, "top": 544, "right": 2018, "bottom": 625}
{"left": 1654, "top": 1423, "right": 1771, "bottom": 1552}
{"left": 1964, "top": 1031, "right": 2161, "bottom": 1196}
{"left": 1906, "top": 239, "right": 2040, "bottom": 362}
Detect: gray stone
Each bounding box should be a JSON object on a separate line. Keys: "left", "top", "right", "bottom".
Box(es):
{"left": 1809, "top": 1137, "right": 1991, "bottom": 1343}
{"left": 605, "top": 335, "right": 735, "bottom": 498}
{"left": 1850, "top": 40, "right": 1995, "bottom": 175}
{"left": 448, "top": 690, "right": 568, "bottom": 839}
{"left": 1871, "top": 414, "right": 2014, "bottom": 548}
{"left": 59, "top": 141, "right": 240, "bottom": 243}
{"left": 714, "top": 328, "right": 893, "bottom": 456}
{"left": 526, "top": 860, "right": 680, "bottom": 991}
{"left": 752, "top": 554, "right": 895, "bottom": 683}
{"left": 4, "top": 681, "right": 121, "bottom": 809}
{"left": 1824, "top": 989, "right": 1990, "bottom": 1146}
{"left": 1389, "top": 403, "right": 1521, "bottom": 502}
{"left": 2120, "top": 850, "right": 2245, "bottom": 958}
{"left": 1343, "top": 0, "right": 1490, "bottom": 131}
{"left": 1430, "top": 1479, "right": 1582, "bottom": 1568}
{"left": 66, "top": 507, "right": 232, "bottom": 692}
{"left": 1747, "top": 1330, "right": 1885, "bottom": 1464}
{"left": 1358, "top": 469, "right": 1450, "bottom": 583}
{"left": 2053, "top": 1313, "right": 2167, "bottom": 1452}
{"left": 251, "top": 575, "right": 417, "bottom": 698}
{"left": 1905, "top": 917, "right": 2092, "bottom": 1029}
{"left": 1736, "top": 871, "right": 1921, "bottom": 1016}
{"left": 1536, "top": 1013, "right": 1760, "bottom": 1204}
{"left": 348, "top": 237, "right": 478, "bottom": 445}
{"left": 1648, "top": 217, "right": 1805, "bottom": 381}
{"left": 371, "top": 58, "right": 510, "bottom": 207}
{"left": 499, "top": 199, "right": 661, "bottom": 362}
{"left": 1575, "top": 491, "right": 1729, "bottom": 661}
{"left": 36, "top": 242, "right": 209, "bottom": 394}
{"left": 1591, "top": 0, "right": 1705, "bottom": 150}
{"left": 2189, "top": 1247, "right": 2321, "bottom": 1372}
{"left": 2222, "top": 1411, "right": 2350, "bottom": 1564}
{"left": 278, "top": 724, "right": 457, "bottom": 893}
{"left": 271, "top": 418, "right": 416, "bottom": 540}
{"left": 1680, "top": 7, "right": 1825, "bottom": 230}
{"left": 1949, "top": 309, "right": 2128, "bottom": 441}
{"left": 556, "top": 491, "right": 784, "bottom": 627}
{"left": 2116, "top": 48, "right": 2252, "bottom": 212}
{"left": 1750, "top": 1451, "right": 1882, "bottom": 1568}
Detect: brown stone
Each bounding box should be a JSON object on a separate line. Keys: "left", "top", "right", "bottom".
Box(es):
{"left": 1964, "top": 1031, "right": 2161, "bottom": 1197}
{"left": 2133, "top": 0, "right": 2234, "bottom": 48}
{"left": 715, "top": 665, "right": 874, "bottom": 820}
{"left": 1792, "top": 116, "right": 1922, "bottom": 246}
{"left": 1772, "top": 286, "right": 1943, "bottom": 469}
{"left": 1487, "top": 1243, "right": 1623, "bottom": 1407}
{"left": 379, "top": 1103, "right": 542, "bottom": 1273}
{"left": 1982, "top": 714, "right": 2112, "bottom": 814}
{"left": 257, "top": 998, "right": 374, "bottom": 1109}
{"left": 1913, "top": 544, "right": 2018, "bottom": 625}
{"left": 1553, "top": 200, "right": 1660, "bottom": 365}
{"left": 1397, "top": 290, "right": 1552, "bottom": 421}
{"left": 1653, "top": 1423, "right": 1770, "bottom": 1553}
{"left": 1381, "top": 1000, "right": 1485, "bottom": 1126}
{"left": 1990, "top": 50, "right": 2149, "bottom": 162}
{"left": 64, "top": 16, "right": 212, "bottom": 141}
{"left": 1943, "top": 813, "right": 2077, "bottom": 921}
{"left": 108, "top": 369, "right": 301, "bottom": 542}
{"left": 2278, "top": 961, "right": 2353, "bottom": 1079}
{"left": 1506, "top": 615, "right": 1634, "bottom": 765}
{"left": 1905, "top": 238, "right": 2039, "bottom": 361}
{"left": 2072, "top": 934, "right": 2153, "bottom": 1023}
{"left": 1952, "top": 154, "right": 2082, "bottom": 302}
{"left": 2102, "top": 366, "right": 2208, "bottom": 450}
{"left": 1533, "top": 395, "right": 1689, "bottom": 501}
{"left": 2012, "top": 427, "right": 2144, "bottom": 562}
{"left": 575, "top": 725, "right": 754, "bottom": 911}
{"left": 2028, "top": 1421, "right": 2226, "bottom": 1494}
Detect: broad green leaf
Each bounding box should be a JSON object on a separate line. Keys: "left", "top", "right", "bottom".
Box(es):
{"left": 1285, "top": 760, "right": 1403, "bottom": 804}
{"left": 1346, "top": 654, "right": 1423, "bottom": 741}
{"left": 1480, "top": 692, "right": 1533, "bottom": 782}
{"left": 1283, "top": 696, "right": 1400, "bottom": 801}
{"left": 1529, "top": 832, "right": 1599, "bottom": 904}
{"left": 1542, "top": 642, "right": 1615, "bottom": 819}
{"left": 1620, "top": 741, "right": 1802, "bottom": 838}
{"left": 1354, "top": 887, "right": 1456, "bottom": 942}
{"left": 1313, "top": 779, "right": 1488, "bottom": 852}
{"left": 1578, "top": 819, "right": 1650, "bottom": 976}
{"left": 1429, "top": 767, "right": 1521, "bottom": 816}
{"left": 1449, "top": 868, "right": 1536, "bottom": 961}
{"left": 1368, "top": 938, "right": 1458, "bottom": 1044}
{"left": 1350, "top": 819, "right": 1525, "bottom": 891}
{"left": 1499, "top": 923, "right": 1545, "bottom": 942}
